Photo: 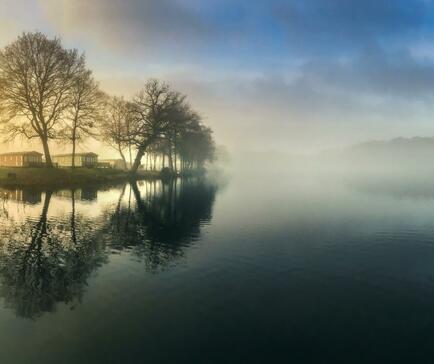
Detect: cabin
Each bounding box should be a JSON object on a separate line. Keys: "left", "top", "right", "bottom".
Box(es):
{"left": 0, "top": 151, "right": 43, "bottom": 167}
{"left": 52, "top": 153, "right": 98, "bottom": 167}
{"left": 98, "top": 159, "right": 129, "bottom": 170}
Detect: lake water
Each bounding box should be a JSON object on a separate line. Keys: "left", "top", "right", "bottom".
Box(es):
{"left": 1, "top": 168, "right": 434, "bottom": 363}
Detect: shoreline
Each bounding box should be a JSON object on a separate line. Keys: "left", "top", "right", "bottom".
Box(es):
{"left": 0, "top": 167, "right": 162, "bottom": 189}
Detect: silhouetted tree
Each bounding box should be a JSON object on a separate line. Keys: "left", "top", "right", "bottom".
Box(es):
{"left": 0, "top": 32, "right": 85, "bottom": 167}
{"left": 179, "top": 124, "right": 215, "bottom": 172}
{"left": 122, "top": 79, "right": 216, "bottom": 175}
{"left": 100, "top": 96, "right": 131, "bottom": 170}
{"left": 61, "top": 69, "right": 103, "bottom": 167}
{"left": 128, "top": 79, "right": 185, "bottom": 174}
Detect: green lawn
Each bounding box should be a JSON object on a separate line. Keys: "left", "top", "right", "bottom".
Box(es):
{"left": 0, "top": 167, "right": 146, "bottom": 187}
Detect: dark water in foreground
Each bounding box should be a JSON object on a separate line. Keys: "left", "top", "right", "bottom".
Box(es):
{"left": 1, "top": 171, "right": 434, "bottom": 363}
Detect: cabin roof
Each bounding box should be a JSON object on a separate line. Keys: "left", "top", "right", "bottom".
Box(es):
{"left": 0, "top": 151, "right": 42, "bottom": 156}
{"left": 53, "top": 152, "right": 98, "bottom": 157}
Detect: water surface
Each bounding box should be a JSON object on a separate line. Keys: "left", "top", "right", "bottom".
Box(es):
{"left": 1, "top": 171, "right": 434, "bottom": 363}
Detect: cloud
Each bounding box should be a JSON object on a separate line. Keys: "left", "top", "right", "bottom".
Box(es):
{"left": 38, "top": 0, "right": 214, "bottom": 54}
{"left": 302, "top": 45, "right": 434, "bottom": 100}
{"left": 7, "top": 0, "right": 434, "bottom": 153}
{"left": 273, "top": 0, "right": 429, "bottom": 55}
{"left": 157, "top": 54, "right": 434, "bottom": 153}
{"left": 37, "top": 0, "right": 434, "bottom": 62}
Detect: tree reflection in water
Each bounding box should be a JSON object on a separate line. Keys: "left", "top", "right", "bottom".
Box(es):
{"left": 0, "top": 178, "right": 216, "bottom": 318}
{"left": 0, "top": 190, "right": 108, "bottom": 319}
{"left": 108, "top": 178, "right": 216, "bottom": 271}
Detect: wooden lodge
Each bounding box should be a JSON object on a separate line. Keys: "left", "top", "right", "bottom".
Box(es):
{"left": 0, "top": 151, "right": 43, "bottom": 167}
{"left": 52, "top": 153, "right": 98, "bottom": 167}
{"left": 98, "top": 159, "right": 129, "bottom": 170}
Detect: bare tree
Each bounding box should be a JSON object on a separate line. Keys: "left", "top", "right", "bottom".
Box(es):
{"left": 0, "top": 32, "right": 84, "bottom": 167}
{"left": 164, "top": 101, "right": 198, "bottom": 173}
{"left": 128, "top": 79, "right": 184, "bottom": 174}
{"left": 100, "top": 96, "right": 130, "bottom": 170}
{"left": 62, "top": 69, "right": 103, "bottom": 168}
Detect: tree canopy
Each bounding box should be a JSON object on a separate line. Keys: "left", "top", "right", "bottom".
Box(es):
{"left": 0, "top": 32, "right": 87, "bottom": 167}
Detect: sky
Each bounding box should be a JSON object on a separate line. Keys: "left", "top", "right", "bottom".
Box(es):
{"left": 2, "top": 0, "right": 434, "bottom": 155}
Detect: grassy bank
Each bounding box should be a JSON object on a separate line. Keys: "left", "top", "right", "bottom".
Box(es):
{"left": 0, "top": 167, "right": 161, "bottom": 188}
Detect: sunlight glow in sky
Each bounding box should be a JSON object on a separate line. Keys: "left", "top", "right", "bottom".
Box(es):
{"left": 2, "top": 0, "right": 434, "bottom": 154}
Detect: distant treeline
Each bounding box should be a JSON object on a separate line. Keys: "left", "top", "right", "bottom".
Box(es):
{"left": 0, "top": 32, "right": 215, "bottom": 174}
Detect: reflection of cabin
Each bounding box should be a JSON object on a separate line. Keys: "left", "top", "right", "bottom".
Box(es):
{"left": 0, "top": 151, "right": 43, "bottom": 167}
{"left": 0, "top": 188, "right": 42, "bottom": 204}
{"left": 80, "top": 187, "right": 98, "bottom": 201}
{"left": 55, "top": 188, "right": 97, "bottom": 201}
{"left": 52, "top": 153, "right": 98, "bottom": 167}
{"left": 99, "top": 159, "right": 128, "bottom": 170}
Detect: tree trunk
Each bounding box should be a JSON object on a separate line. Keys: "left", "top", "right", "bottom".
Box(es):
{"left": 168, "top": 149, "right": 174, "bottom": 170}
{"left": 71, "top": 134, "right": 76, "bottom": 168}
{"left": 71, "top": 189, "right": 77, "bottom": 244}
{"left": 173, "top": 136, "right": 178, "bottom": 175}
{"left": 118, "top": 144, "right": 127, "bottom": 170}
{"left": 130, "top": 146, "right": 146, "bottom": 174}
{"left": 41, "top": 137, "right": 53, "bottom": 168}
{"left": 130, "top": 139, "right": 155, "bottom": 175}
{"left": 173, "top": 139, "right": 178, "bottom": 174}
{"left": 128, "top": 144, "right": 132, "bottom": 171}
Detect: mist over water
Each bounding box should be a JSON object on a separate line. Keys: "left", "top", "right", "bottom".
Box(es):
{"left": 0, "top": 156, "right": 433, "bottom": 362}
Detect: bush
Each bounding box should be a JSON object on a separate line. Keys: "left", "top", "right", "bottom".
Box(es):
{"left": 160, "top": 167, "right": 175, "bottom": 180}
